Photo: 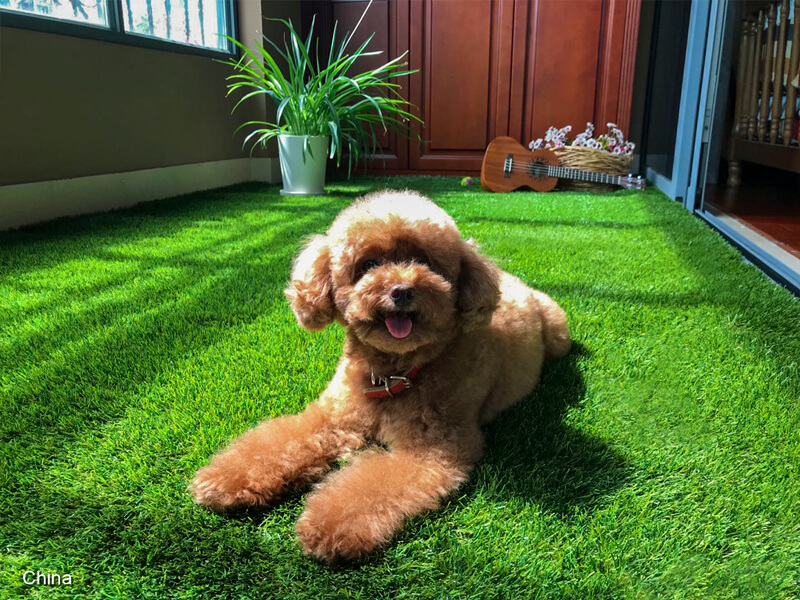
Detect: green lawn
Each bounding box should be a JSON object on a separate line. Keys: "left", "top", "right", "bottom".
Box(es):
{"left": 1, "top": 177, "right": 798, "bottom": 599}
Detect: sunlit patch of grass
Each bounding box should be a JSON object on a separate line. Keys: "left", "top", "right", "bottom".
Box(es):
{"left": 1, "top": 178, "right": 798, "bottom": 598}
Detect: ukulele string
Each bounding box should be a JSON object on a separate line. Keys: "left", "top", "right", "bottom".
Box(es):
{"left": 506, "top": 164, "right": 619, "bottom": 181}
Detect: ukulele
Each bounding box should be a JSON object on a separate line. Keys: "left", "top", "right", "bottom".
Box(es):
{"left": 480, "top": 136, "right": 645, "bottom": 193}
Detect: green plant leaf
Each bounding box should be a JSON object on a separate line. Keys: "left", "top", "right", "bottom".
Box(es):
{"left": 221, "top": 0, "right": 422, "bottom": 178}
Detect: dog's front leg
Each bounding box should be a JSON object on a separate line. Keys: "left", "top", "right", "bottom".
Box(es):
{"left": 296, "top": 446, "right": 474, "bottom": 562}
{"left": 191, "top": 402, "right": 364, "bottom": 512}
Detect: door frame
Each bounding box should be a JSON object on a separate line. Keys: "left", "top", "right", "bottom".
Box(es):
{"left": 679, "top": 0, "right": 800, "bottom": 292}
{"left": 645, "top": 0, "right": 714, "bottom": 209}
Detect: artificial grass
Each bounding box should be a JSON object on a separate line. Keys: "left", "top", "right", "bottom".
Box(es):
{"left": 1, "top": 176, "right": 798, "bottom": 599}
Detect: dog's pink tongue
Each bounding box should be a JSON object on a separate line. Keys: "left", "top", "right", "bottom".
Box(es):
{"left": 385, "top": 313, "right": 413, "bottom": 339}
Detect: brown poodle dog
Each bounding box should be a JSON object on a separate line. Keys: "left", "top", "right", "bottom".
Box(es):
{"left": 191, "top": 190, "right": 571, "bottom": 562}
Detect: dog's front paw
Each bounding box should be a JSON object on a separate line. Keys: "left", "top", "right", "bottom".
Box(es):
{"left": 296, "top": 504, "right": 385, "bottom": 563}
{"left": 190, "top": 463, "right": 271, "bottom": 513}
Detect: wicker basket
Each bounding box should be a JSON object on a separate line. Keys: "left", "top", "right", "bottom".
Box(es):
{"left": 552, "top": 146, "right": 631, "bottom": 192}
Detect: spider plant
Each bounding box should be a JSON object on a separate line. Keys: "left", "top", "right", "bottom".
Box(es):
{"left": 221, "top": 2, "right": 421, "bottom": 176}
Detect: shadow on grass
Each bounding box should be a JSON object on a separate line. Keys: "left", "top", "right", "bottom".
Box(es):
{"left": 0, "top": 183, "right": 348, "bottom": 274}
{"left": 0, "top": 192, "right": 350, "bottom": 494}
{"left": 461, "top": 215, "right": 659, "bottom": 230}
{"left": 468, "top": 342, "right": 632, "bottom": 518}
{"left": 326, "top": 342, "right": 633, "bottom": 573}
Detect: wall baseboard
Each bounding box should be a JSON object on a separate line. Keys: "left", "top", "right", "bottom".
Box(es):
{"left": 0, "top": 157, "right": 279, "bottom": 231}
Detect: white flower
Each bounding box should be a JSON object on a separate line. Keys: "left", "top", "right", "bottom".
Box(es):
{"left": 534, "top": 122, "right": 633, "bottom": 156}
{"left": 544, "top": 126, "right": 560, "bottom": 142}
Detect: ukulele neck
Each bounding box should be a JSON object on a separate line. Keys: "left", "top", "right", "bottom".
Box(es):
{"left": 546, "top": 164, "right": 621, "bottom": 186}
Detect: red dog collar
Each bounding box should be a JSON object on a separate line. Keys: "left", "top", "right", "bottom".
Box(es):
{"left": 364, "top": 365, "right": 423, "bottom": 398}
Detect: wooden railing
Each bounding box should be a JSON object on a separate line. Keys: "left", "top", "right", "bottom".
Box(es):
{"left": 729, "top": 0, "right": 800, "bottom": 187}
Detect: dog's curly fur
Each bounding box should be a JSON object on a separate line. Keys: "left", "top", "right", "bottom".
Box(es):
{"left": 191, "top": 190, "right": 571, "bottom": 562}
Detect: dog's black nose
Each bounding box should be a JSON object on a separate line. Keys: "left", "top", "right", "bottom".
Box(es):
{"left": 390, "top": 284, "right": 415, "bottom": 307}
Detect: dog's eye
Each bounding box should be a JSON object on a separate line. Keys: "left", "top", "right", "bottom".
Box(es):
{"left": 362, "top": 259, "right": 380, "bottom": 272}
{"left": 355, "top": 258, "right": 381, "bottom": 282}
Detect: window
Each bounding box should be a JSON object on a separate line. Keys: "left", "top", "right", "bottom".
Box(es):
{"left": 0, "top": 0, "right": 109, "bottom": 27}
{"left": 122, "top": 1, "right": 231, "bottom": 52}
{"left": 0, "top": 0, "right": 234, "bottom": 55}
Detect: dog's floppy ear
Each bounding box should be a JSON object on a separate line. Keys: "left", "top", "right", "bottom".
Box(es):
{"left": 457, "top": 239, "right": 501, "bottom": 331}
{"left": 284, "top": 234, "right": 335, "bottom": 330}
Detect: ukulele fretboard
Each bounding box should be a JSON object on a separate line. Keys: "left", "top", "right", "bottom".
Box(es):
{"left": 546, "top": 165, "right": 621, "bottom": 186}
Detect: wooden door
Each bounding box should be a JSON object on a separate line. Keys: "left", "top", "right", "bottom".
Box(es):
{"left": 518, "top": 0, "right": 641, "bottom": 144}
{"left": 301, "top": 0, "right": 641, "bottom": 174}
{"left": 407, "top": 0, "right": 641, "bottom": 171}
{"left": 408, "top": 0, "right": 509, "bottom": 170}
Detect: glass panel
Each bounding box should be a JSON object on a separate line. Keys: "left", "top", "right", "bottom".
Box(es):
{"left": 121, "top": 0, "right": 230, "bottom": 52}
{"left": 0, "top": 0, "right": 109, "bottom": 27}
{"left": 642, "top": 0, "right": 692, "bottom": 179}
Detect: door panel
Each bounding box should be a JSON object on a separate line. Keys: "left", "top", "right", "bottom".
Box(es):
{"left": 525, "top": 0, "right": 604, "bottom": 142}
{"left": 427, "top": 1, "right": 492, "bottom": 151}
{"left": 409, "top": 0, "right": 505, "bottom": 170}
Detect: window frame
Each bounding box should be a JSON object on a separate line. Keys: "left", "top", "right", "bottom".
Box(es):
{"left": 0, "top": 0, "right": 238, "bottom": 58}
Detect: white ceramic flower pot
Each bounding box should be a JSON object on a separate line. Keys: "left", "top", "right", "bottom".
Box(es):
{"left": 277, "top": 135, "right": 329, "bottom": 196}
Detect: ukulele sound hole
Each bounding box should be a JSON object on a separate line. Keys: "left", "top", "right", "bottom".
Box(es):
{"left": 527, "top": 158, "right": 549, "bottom": 181}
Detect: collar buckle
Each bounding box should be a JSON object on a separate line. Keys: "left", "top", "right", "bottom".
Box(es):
{"left": 365, "top": 366, "right": 421, "bottom": 398}
{"left": 388, "top": 375, "right": 412, "bottom": 389}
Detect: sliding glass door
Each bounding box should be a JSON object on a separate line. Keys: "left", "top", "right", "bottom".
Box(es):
{"left": 692, "top": 0, "right": 800, "bottom": 292}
